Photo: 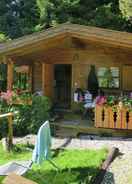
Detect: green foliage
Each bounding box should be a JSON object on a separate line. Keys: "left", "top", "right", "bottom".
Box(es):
{"left": 30, "top": 96, "right": 52, "bottom": 133}
{"left": 97, "top": 95, "right": 132, "bottom": 112}
{"left": 0, "top": 33, "right": 9, "bottom": 43}
{"left": 0, "top": 95, "right": 51, "bottom": 137}
{"left": 0, "top": 0, "right": 132, "bottom": 38}
{"left": 14, "top": 96, "right": 52, "bottom": 136}
{"left": 13, "top": 104, "right": 32, "bottom": 136}
{"left": 35, "top": 0, "right": 131, "bottom": 32}
{"left": 0, "top": 0, "right": 40, "bottom": 38}
{"left": 119, "top": 0, "right": 132, "bottom": 19}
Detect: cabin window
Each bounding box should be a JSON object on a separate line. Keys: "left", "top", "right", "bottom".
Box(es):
{"left": 97, "top": 67, "right": 119, "bottom": 88}
{"left": 13, "top": 65, "right": 32, "bottom": 92}
{"left": 0, "top": 64, "right": 7, "bottom": 91}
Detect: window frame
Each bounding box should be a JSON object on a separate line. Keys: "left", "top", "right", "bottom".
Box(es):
{"left": 97, "top": 66, "right": 120, "bottom": 89}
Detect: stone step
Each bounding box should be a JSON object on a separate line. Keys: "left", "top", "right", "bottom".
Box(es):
{"left": 55, "top": 127, "right": 78, "bottom": 138}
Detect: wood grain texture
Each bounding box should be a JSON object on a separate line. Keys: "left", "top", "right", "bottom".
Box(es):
{"left": 42, "top": 63, "right": 54, "bottom": 98}
{"left": 1, "top": 23, "right": 132, "bottom": 57}
{"left": 3, "top": 173, "right": 38, "bottom": 184}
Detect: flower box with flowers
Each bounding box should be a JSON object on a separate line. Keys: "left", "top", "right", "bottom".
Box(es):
{"left": 0, "top": 90, "right": 13, "bottom": 113}
{"left": 95, "top": 95, "right": 132, "bottom": 130}
{"left": 12, "top": 89, "right": 32, "bottom": 105}
{"left": 0, "top": 90, "right": 32, "bottom": 113}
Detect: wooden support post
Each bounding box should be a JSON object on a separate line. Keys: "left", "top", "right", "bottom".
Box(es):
{"left": 0, "top": 112, "right": 14, "bottom": 151}
{"left": 42, "top": 62, "right": 54, "bottom": 97}
{"left": 7, "top": 114, "right": 13, "bottom": 151}
{"left": 42, "top": 63, "right": 45, "bottom": 95}
{"left": 7, "top": 59, "right": 14, "bottom": 90}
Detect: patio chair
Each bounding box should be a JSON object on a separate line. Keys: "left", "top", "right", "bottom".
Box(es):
{"left": 0, "top": 121, "right": 59, "bottom": 176}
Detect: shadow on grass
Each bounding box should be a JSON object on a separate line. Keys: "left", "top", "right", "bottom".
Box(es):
{"left": 25, "top": 166, "right": 111, "bottom": 184}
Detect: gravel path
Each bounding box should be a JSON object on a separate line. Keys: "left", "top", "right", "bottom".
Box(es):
{"left": 13, "top": 135, "right": 132, "bottom": 184}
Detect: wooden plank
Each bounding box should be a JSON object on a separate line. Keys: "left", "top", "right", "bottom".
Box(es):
{"left": 0, "top": 112, "right": 13, "bottom": 118}
{"left": 127, "top": 111, "right": 132, "bottom": 130}
{"left": 121, "top": 108, "right": 127, "bottom": 129}
{"left": 3, "top": 173, "right": 38, "bottom": 184}
{"left": 95, "top": 105, "right": 103, "bottom": 128}
{"left": 33, "top": 62, "right": 42, "bottom": 92}
{"left": 109, "top": 108, "right": 116, "bottom": 129}
{"left": 103, "top": 106, "right": 109, "bottom": 128}
{"left": 42, "top": 63, "right": 54, "bottom": 98}
{"left": 1, "top": 23, "right": 132, "bottom": 57}
{"left": 51, "top": 121, "right": 132, "bottom": 137}
{"left": 116, "top": 109, "right": 122, "bottom": 129}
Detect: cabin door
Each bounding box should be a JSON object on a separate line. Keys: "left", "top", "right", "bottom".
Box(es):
{"left": 54, "top": 64, "right": 72, "bottom": 109}
{"left": 42, "top": 63, "right": 54, "bottom": 98}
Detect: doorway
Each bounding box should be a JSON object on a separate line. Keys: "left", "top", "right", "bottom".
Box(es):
{"left": 54, "top": 64, "right": 72, "bottom": 109}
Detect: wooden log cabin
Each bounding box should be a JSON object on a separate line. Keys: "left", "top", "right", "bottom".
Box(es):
{"left": 0, "top": 23, "right": 132, "bottom": 109}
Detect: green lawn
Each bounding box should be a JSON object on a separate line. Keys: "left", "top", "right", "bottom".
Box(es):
{"left": 0, "top": 144, "right": 107, "bottom": 184}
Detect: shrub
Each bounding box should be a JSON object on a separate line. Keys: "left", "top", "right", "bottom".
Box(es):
{"left": 13, "top": 104, "right": 32, "bottom": 136}
{"left": 29, "top": 96, "right": 52, "bottom": 134}
{"left": 0, "top": 95, "right": 52, "bottom": 137}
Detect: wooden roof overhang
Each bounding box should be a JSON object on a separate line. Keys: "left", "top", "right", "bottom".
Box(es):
{"left": 0, "top": 23, "right": 132, "bottom": 62}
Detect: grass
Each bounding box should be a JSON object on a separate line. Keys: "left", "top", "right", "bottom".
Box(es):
{"left": 0, "top": 144, "right": 108, "bottom": 184}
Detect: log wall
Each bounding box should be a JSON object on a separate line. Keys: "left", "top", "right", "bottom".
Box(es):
{"left": 38, "top": 44, "right": 132, "bottom": 96}
{"left": 20, "top": 41, "right": 132, "bottom": 98}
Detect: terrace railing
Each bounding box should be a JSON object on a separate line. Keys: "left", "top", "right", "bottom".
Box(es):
{"left": 95, "top": 105, "right": 132, "bottom": 130}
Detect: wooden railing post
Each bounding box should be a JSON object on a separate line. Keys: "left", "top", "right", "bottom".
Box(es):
{"left": 7, "top": 114, "right": 13, "bottom": 151}
{"left": 0, "top": 112, "right": 17, "bottom": 151}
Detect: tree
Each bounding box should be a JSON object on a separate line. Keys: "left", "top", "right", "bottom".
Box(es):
{"left": 119, "top": 0, "right": 132, "bottom": 20}
{"left": 0, "top": 0, "right": 40, "bottom": 38}
{"left": 36, "top": 0, "right": 131, "bottom": 32}
{"left": 0, "top": 0, "right": 132, "bottom": 39}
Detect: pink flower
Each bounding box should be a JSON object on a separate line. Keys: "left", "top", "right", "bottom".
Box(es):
{"left": 96, "top": 96, "right": 107, "bottom": 105}
{"left": 0, "top": 90, "right": 13, "bottom": 103}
